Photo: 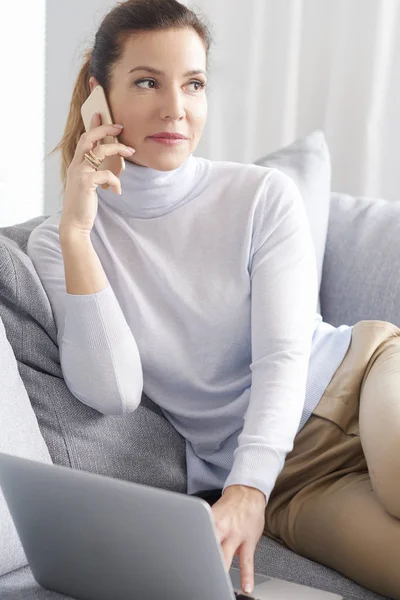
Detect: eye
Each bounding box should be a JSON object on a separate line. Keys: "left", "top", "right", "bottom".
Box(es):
{"left": 187, "top": 80, "right": 207, "bottom": 92}
{"left": 133, "top": 78, "right": 207, "bottom": 92}
{"left": 134, "top": 78, "right": 157, "bottom": 89}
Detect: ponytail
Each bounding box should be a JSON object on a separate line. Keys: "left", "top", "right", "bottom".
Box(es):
{"left": 47, "top": 49, "right": 92, "bottom": 192}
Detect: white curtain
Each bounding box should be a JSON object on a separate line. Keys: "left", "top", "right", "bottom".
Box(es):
{"left": 188, "top": 0, "right": 400, "bottom": 201}
{"left": 0, "top": 0, "right": 45, "bottom": 226}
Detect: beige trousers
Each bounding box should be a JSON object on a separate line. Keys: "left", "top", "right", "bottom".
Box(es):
{"left": 264, "top": 320, "right": 400, "bottom": 599}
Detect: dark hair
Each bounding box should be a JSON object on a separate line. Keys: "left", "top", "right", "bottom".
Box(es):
{"left": 48, "top": 0, "right": 213, "bottom": 190}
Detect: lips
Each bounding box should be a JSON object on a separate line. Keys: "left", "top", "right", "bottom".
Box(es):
{"left": 149, "top": 133, "right": 187, "bottom": 140}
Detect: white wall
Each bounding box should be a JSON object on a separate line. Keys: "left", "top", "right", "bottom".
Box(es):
{"left": 0, "top": 1, "right": 45, "bottom": 227}
{"left": 44, "top": 0, "right": 115, "bottom": 217}
{"left": 190, "top": 0, "right": 400, "bottom": 202}
{"left": 2, "top": 0, "right": 399, "bottom": 226}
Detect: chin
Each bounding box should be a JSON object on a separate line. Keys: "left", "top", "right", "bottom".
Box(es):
{"left": 137, "top": 152, "right": 191, "bottom": 172}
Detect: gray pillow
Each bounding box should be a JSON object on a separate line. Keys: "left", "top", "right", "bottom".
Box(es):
{"left": 321, "top": 192, "right": 400, "bottom": 328}
{"left": 0, "top": 226, "right": 187, "bottom": 514}
{"left": 0, "top": 316, "right": 53, "bottom": 576}
{"left": 254, "top": 129, "right": 331, "bottom": 313}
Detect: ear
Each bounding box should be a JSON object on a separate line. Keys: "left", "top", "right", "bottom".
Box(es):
{"left": 89, "top": 76, "right": 100, "bottom": 93}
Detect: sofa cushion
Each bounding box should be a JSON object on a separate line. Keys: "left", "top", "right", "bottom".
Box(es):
{"left": 321, "top": 192, "right": 400, "bottom": 328}
{"left": 0, "top": 214, "right": 391, "bottom": 599}
{"left": 0, "top": 221, "right": 187, "bottom": 497}
{"left": 0, "top": 316, "right": 53, "bottom": 576}
{"left": 254, "top": 129, "right": 331, "bottom": 313}
{"left": 0, "top": 536, "right": 389, "bottom": 600}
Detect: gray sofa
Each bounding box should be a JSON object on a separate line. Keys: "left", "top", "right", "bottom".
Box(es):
{"left": 1, "top": 186, "right": 399, "bottom": 600}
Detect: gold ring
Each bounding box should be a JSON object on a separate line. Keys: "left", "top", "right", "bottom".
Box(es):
{"left": 84, "top": 149, "right": 103, "bottom": 169}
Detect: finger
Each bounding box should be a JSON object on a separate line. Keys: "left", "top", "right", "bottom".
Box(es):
{"left": 212, "top": 518, "right": 228, "bottom": 545}
{"left": 239, "top": 542, "right": 255, "bottom": 595}
{"left": 88, "top": 142, "right": 135, "bottom": 161}
{"left": 76, "top": 119, "right": 124, "bottom": 162}
{"left": 221, "top": 538, "right": 239, "bottom": 573}
{"left": 86, "top": 112, "right": 101, "bottom": 154}
{"left": 88, "top": 111, "right": 101, "bottom": 130}
{"left": 91, "top": 169, "right": 121, "bottom": 196}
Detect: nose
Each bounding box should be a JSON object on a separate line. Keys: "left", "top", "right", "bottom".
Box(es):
{"left": 159, "top": 86, "right": 186, "bottom": 120}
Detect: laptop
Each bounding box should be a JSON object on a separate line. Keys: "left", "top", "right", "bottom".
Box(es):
{"left": 0, "top": 452, "right": 343, "bottom": 600}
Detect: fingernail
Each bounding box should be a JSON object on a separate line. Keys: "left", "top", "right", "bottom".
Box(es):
{"left": 114, "top": 124, "right": 124, "bottom": 128}
{"left": 244, "top": 584, "right": 252, "bottom": 594}
{"left": 126, "top": 147, "right": 135, "bottom": 153}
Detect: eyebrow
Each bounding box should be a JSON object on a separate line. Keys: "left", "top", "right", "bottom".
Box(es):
{"left": 128, "top": 66, "right": 207, "bottom": 77}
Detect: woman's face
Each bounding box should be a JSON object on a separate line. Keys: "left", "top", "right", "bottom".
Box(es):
{"left": 89, "top": 27, "right": 208, "bottom": 171}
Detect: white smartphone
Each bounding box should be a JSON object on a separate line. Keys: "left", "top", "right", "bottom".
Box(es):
{"left": 80, "top": 84, "right": 125, "bottom": 190}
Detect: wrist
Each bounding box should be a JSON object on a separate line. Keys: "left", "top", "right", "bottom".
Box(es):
{"left": 224, "top": 484, "right": 267, "bottom": 507}
{"left": 59, "top": 224, "right": 92, "bottom": 244}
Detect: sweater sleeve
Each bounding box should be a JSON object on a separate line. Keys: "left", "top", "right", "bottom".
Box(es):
{"left": 222, "top": 170, "right": 318, "bottom": 505}
{"left": 27, "top": 218, "right": 143, "bottom": 415}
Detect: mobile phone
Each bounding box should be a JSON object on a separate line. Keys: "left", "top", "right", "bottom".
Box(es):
{"left": 80, "top": 84, "right": 125, "bottom": 190}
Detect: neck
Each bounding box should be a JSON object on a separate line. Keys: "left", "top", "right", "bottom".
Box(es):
{"left": 96, "top": 153, "right": 210, "bottom": 219}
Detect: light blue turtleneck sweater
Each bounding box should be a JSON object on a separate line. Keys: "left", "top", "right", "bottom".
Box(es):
{"left": 27, "top": 154, "right": 353, "bottom": 504}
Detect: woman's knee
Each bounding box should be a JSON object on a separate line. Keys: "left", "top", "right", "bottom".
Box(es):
{"left": 363, "top": 445, "right": 400, "bottom": 518}
{"left": 359, "top": 335, "right": 400, "bottom": 518}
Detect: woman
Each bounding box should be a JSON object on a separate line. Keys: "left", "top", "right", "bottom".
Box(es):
{"left": 27, "top": 0, "right": 400, "bottom": 597}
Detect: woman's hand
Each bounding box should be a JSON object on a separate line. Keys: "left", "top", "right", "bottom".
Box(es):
{"left": 60, "top": 113, "right": 136, "bottom": 235}
{"left": 211, "top": 484, "right": 266, "bottom": 596}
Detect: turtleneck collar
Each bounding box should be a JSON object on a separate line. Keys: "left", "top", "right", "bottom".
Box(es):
{"left": 96, "top": 153, "right": 211, "bottom": 219}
